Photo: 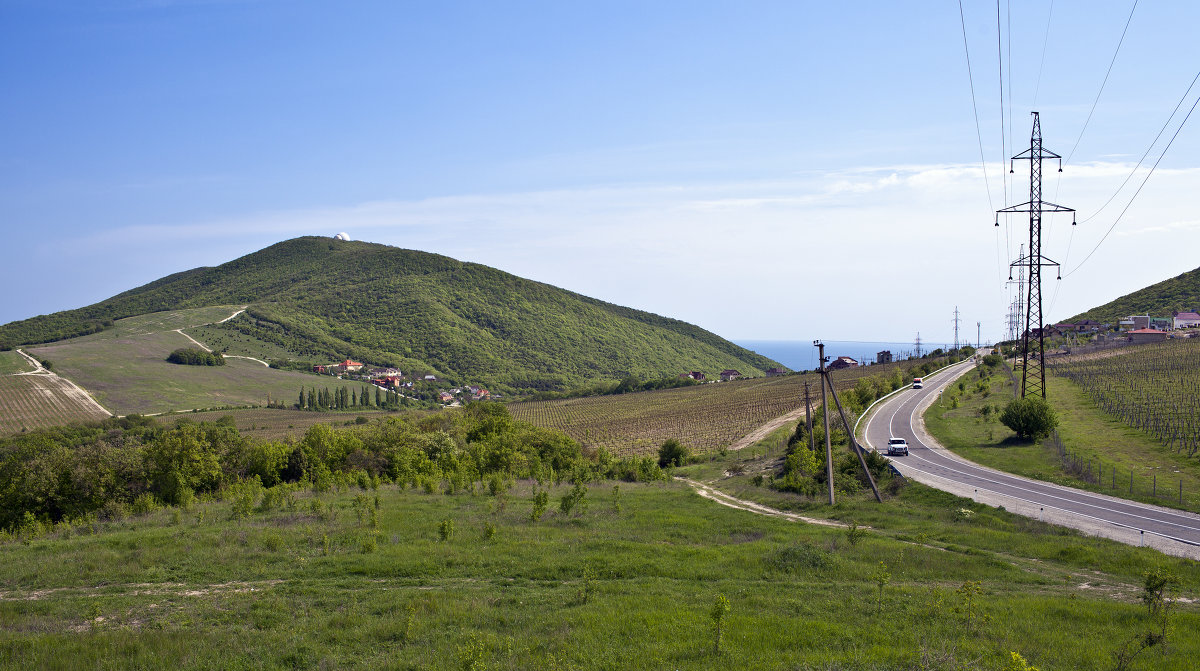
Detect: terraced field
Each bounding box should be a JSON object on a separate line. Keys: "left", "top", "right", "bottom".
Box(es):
{"left": 510, "top": 363, "right": 904, "bottom": 456}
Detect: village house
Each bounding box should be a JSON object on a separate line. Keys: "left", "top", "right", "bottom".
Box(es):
{"left": 876, "top": 350, "right": 893, "bottom": 364}
{"left": 720, "top": 369, "right": 741, "bottom": 382}
{"left": 1174, "top": 310, "right": 1200, "bottom": 330}
{"left": 1119, "top": 315, "right": 1150, "bottom": 331}
{"left": 438, "top": 392, "right": 454, "bottom": 403}
{"left": 765, "top": 367, "right": 785, "bottom": 377}
{"left": 1076, "top": 319, "right": 1102, "bottom": 332}
{"left": 828, "top": 356, "right": 859, "bottom": 370}
{"left": 1149, "top": 317, "right": 1172, "bottom": 331}
{"left": 312, "top": 364, "right": 327, "bottom": 374}
{"left": 332, "top": 359, "right": 364, "bottom": 375}
{"left": 1128, "top": 328, "right": 1169, "bottom": 345}
{"left": 679, "top": 371, "right": 707, "bottom": 381}
{"left": 423, "top": 374, "right": 438, "bottom": 382}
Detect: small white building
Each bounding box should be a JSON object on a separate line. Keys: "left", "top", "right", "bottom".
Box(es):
{"left": 1173, "top": 311, "right": 1200, "bottom": 330}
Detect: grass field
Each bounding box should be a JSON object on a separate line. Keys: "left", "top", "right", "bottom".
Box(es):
{"left": 23, "top": 312, "right": 363, "bottom": 417}
{"left": 0, "top": 351, "right": 33, "bottom": 375}
{"left": 924, "top": 363, "right": 1200, "bottom": 512}
{"left": 0, "top": 374, "right": 110, "bottom": 434}
{"left": 509, "top": 362, "right": 912, "bottom": 457}
{"left": 185, "top": 321, "right": 307, "bottom": 362}
{"left": 0, "top": 465, "right": 1195, "bottom": 670}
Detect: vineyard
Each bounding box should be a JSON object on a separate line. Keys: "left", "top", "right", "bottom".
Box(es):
{"left": 509, "top": 363, "right": 904, "bottom": 457}
{"left": 1048, "top": 337, "right": 1200, "bottom": 457}
{"left": 0, "top": 374, "right": 110, "bottom": 435}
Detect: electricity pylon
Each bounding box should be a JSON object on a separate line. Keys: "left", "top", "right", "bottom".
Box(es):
{"left": 995, "top": 112, "right": 1075, "bottom": 399}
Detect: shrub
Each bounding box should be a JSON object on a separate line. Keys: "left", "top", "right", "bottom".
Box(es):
{"left": 657, "top": 439, "right": 689, "bottom": 468}
{"left": 530, "top": 490, "right": 549, "bottom": 521}
{"left": 766, "top": 542, "right": 835, "bottom": 572}
{"left": 999, "top": 396, "right": 1058, "bottom": 441}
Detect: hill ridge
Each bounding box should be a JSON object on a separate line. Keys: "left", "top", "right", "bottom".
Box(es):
{"left": 0, "top": 237, "right": 781, "bottom": 393}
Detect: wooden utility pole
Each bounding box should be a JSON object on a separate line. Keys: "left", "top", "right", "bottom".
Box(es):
{"left": 804, "top": 381, "right": 814, "bottom": 454}
{"left": 823, "top": 373, "right": 883, "bottom": 503}
{"left": 816, "top": 341, "right": 835, "bottom": 504}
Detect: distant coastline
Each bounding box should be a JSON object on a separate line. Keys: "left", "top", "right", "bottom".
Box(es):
{"left": 736, "top": 339, "right": 955, "bottom": 372}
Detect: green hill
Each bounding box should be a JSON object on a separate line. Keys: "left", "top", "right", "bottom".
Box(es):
{"left": 1067, "top": 265, "right": 1200, "bottom": 324}
{"left": 0, "top": 237, "right": 780, "bottom": 392}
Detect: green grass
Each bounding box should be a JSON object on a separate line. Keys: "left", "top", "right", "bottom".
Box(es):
{"left": 1, "top": 472, "right": 1196, "bottom": 670}
{"left": 0, "top": 351, "right": 33, "bottom": 375}
{"left": 25, "top": 318, "right": 362, "bottom": 416}
{"left": 924, "top": 364, "right": 1200, "bottom": 511}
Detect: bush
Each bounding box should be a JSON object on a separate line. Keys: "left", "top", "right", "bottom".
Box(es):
{"left": 657, "top": 439, "right": 689, "bottom": 468}
{"left": 999, "top": 396, "right": 1058, "bottom": 441}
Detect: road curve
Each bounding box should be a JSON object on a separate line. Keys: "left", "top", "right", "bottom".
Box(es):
{"left": 862, "top": 358, "right": 1200, "bottom": 560}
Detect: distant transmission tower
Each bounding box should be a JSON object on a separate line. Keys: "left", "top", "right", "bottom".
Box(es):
{"left": 977, "top": 321, "right": 981, "bottom": 348}
{"left": 914, "top": 332, "right": 922, "bottom": 359}
{"left": 1006, "top": 244, "right": 1025, "bottom": 343}
{"left": 995, "top": 112, "right": 1075, "bottom": 399}
{"left": 953, "top": 307, "right": 961, "bottom": 350}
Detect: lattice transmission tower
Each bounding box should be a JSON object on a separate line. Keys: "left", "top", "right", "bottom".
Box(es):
{"left": 995, "top": 112, "right": 1075, "bottom": 399}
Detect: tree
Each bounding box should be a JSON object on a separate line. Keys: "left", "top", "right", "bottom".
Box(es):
{"left": 658, "top": 438, "right": 689, "bottom": 468}
{"left": 999, "top": 396, "right": 1058, "bottom": 441}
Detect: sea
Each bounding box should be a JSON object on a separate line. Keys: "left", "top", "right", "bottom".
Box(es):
{"left": 734, "top": 339, "right": 955, "bottom": 372}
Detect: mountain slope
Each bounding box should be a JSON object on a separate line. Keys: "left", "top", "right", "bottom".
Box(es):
{"left": 1067, "top": 265, "right": 1200, "bottom": 324}
{"left": 0, "top": 237, "right": 780, "bottom": 391}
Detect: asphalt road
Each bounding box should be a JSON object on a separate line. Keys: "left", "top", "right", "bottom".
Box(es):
{"left": 861, "top": 357, "right": 1200, "bottom": 559}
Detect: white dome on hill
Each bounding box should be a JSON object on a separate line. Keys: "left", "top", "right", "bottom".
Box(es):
{"left": 334, "top": 232, "right": 351, "bottom": 241}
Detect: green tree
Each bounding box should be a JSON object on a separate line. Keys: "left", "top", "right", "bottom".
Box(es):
{"left": 999, "top": 396, "right": 1059, "bottom": 441}
{"left": 658, "top": 438, "right": 689, "bottom": 468}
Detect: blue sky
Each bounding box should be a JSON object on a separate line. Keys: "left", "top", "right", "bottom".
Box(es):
{"left": 3, "top": 1, "right": 1199, "bottom": 343}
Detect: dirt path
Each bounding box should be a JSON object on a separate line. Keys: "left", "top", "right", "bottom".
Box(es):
{"left": 175, "top": 307, "right": 269, "bottom": 367}
{"left": 13, "top": 349, "right": 111, "bottom": 417}
{"left": 676, "top": 477, "right": 846, "bottom": 528}
{"left": 726, "top": 405, "right": 810, "bottom": 452}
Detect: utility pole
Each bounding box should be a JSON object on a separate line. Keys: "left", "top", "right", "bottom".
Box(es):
{"left": 995, "top": 112, "right": 1075, "bottom": 399}
{"left": 815, "top": 341, "right": 835, "bottom": 504}
{"left": 977, "top": 322, "right": 981, "bottom": 349}
{"left": 804, "top": 381, "right": 814, "bottom": 455}
{"left": 953, "top": 307, "right": 961, "bottom": 350}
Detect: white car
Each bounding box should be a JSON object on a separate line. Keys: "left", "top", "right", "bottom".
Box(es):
{"left": 886, "top": 438, "right": 909, "bottom": 456}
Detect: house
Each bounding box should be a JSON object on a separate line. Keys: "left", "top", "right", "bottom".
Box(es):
{"left": 1174, "top": 310, "right": 1200, "bottom": 330}
{"left": 1129, "top": 328, "right": 1168, "bottom": 344}
{"left": 423, "top": 374, "right": 438, "bottom": 382}
{"left": 876, "top": 350, "right": 893, "bottom": 364}
{"left": 1053, "top": 323, "right": 1077, "bottom": 332}
{"left": 333, "top": 359, "right": 364, "bottom": 374}
{"left": 720, "top": 369, "right": 741, "bottom": 382}
{"left": 438, "top": 392, "right": 454, "bottom": 403}
{"left": 1149, "top": 317, "right": 1173, "bottom": 331}
{"left": 679, "top": 371, "right": 707, "bottom": 381}
{"left": 828, "top": 356, "right": 859, "bottom": 370}
{"left": 312, "top": 365, "right": 327, "bottom": 374}
{"left": 765, "top": 367, "right": 785, "bottom": 377}
{"left": 1076, "top": 319, "right": 1102, "bottom": 332}
{"left": 1120, "top": 315, "right": 1150, "bottom": 331}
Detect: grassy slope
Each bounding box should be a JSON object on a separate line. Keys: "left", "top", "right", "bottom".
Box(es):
{"left": 0, "top": 237, "right": 780, "bottom": 392}
{"left": 0, "top": 352, "right": 32, "bottom": 375}
{"left": 25, "top": 309, "right": 364, "bottom": 417}
{"left": 1068, "top": 264, "right": 1200, "bottom": 323}
{"left": 923, "top": 364, "right": 1200, "bottom": 511}
{"left": 1, "top": 476, "right": 1196, "bottom": 670}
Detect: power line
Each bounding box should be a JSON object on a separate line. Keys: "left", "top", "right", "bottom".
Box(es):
{"left": 996, "top": 0, "right": 1008, "bottom": 205}
{"left": 1064, "top": 0, "right": 1140, "bottom": 164}
{"left": 1032, "top": 0, "right": 1055, "bottom": 108}
{"left": 1065, "top": 88, "right": 1200, "bottom": 278}
{"left": 1079, "top": 69, "right": 1200, "bottom": 225}
{"left": 959, "top": 0, "right": 1002, "bottom": 282}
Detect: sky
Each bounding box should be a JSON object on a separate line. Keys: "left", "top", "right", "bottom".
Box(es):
{"left": 3, "top": 1, "right": 1199, "bottom": 345}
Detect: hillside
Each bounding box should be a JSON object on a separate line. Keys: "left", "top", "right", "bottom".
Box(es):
{"left": 1068, "top": 265, "right": 1200, "bottom": 323}
{"left": 0, "top": 237, "right": 780, "bottom": 392}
